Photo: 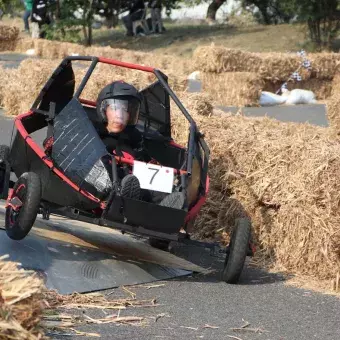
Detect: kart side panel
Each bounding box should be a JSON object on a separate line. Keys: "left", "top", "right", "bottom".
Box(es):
{"left": 106, "top": 196, "right": 187, "bottom": 234}
{"left": 10, "top": 130, "right": 99, "bottom": 210}
{"left": 139, "top": 81, "right": 171, "bottom": 138}
{"left": 51, "top": 98, "right": 112, "bottom": 199}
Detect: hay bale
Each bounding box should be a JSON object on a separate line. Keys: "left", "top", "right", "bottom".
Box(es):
{"left": 3, "top": 59, "right": 59, "bottom": 116}
{"left": 326, "top": 74, "right": 340, "bottom": 132}
{"left": 309, "top": 53, "right": 340, "bottom": 79}
{"left": 193, "top": 45, "right": 262, "bottom": 74}
{"left": 0, "top": 65, "right": 13, "bottom": 107}
{"left": 172, "top": 93, "right": 340, "bottom": 281}
{"left": 14, "top": 37, "right": 35, "bottom": 54}
{"left": 15, "top": 37, "right": 194, "bottom": 78}
{"left": 0, "top": 255, "right": 45, "bottom": 340}
{"left": 1, "top": 57, "right": 186, "bottom": 116}
{"left": 200, "top": 72, "right": 263, "bottom": 106}
{"left": 0, "top": 25, "right": 19, "bottom": 52}
{"left": 193, "top": 45, "right": 340, "bottom": 80}
{"left": 76, "top": 63, "right": 156, "bottom": 102}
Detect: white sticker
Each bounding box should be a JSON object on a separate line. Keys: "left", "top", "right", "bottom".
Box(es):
{"left": 133, "top": 161, "right": 174, "bottom": 194}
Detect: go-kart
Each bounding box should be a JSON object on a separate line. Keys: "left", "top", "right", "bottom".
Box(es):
{"left": 0, "top": 56, "right": 252, "bottom": 283}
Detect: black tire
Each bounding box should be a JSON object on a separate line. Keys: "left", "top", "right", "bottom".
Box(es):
{"left": 148, "top": 238, "right": 170, "bottom": 251}
{"left": 5, "top": 172, "right": 41, "bottom": 240}
{"left": 222, "top": 218, "right": 251, "bottom": 284}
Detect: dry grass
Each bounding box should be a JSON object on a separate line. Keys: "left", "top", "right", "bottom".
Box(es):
{"left": 14, "top": 37, "right": 194, "bottom": 78}
{"left": 0, "top": 55, "right": 188, "bottom": 116}
{"left": 171, "top": 93, "right": 340, "bottom": 283}
{"left": 326, "top": 74, "right": 340, "bottom": 133}
{"left": 193, "top": 45, "right": 340, "bottom": 81}
{"left": 0, "top": 25, "right": 19, "bottom": 52}
{"left": 0, "top": 255, "right": 158, "bottom": 339}
{"left": 0, "top": 255, "right": 45, "bottom": 340}
{"left": 200, "top": 72, "right": 263, "bottom": 106}
{"left": 2, "top": 59, "right": 60, "bottom": 116}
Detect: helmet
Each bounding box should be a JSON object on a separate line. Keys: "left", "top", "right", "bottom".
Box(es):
{"left": 97, "top": 81, "right": 142, "bottom": 127}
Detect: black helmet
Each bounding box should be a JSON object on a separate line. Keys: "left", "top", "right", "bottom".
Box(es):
{"left": 97, "top": 81, "right": 143, "bottom": 126}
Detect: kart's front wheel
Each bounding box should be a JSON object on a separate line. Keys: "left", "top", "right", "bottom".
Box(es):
{"left": 5, "top": 172, "right": 41, "bottom": 240}
{"left": 222, "top": 218, "right": 251, "bottom": 284}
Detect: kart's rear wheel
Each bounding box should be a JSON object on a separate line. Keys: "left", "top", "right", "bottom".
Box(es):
{"left": 222, "top": 218, "right": 251, "bottom": 284}
{"left": 5, "top": 172, "right": 41, "bottom": 240}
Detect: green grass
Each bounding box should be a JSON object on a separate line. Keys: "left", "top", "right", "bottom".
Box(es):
{"left": 89, "top": 22, "right": 307, "bottom": 57}
{"left": 2, "top": 16, "right": 311, "bottom": 57}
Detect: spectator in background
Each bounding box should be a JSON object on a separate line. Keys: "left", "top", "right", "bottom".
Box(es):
{"left": 122, "top": 0, "right": 145, "bottom": 36}
{"left": 31, "top": 0, "right": 51, "bottom": 38}
{"left": 148, "top": 0, "right": 163, "bottom": 34}
{"left": 22, "top": 0, "right": 33, "bottom": 33}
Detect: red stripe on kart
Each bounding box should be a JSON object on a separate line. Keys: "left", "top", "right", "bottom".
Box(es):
{"left": 98, "top": 57, "right": 155, "bottom": 73}
{"left": 169, "top": 140, "right": 185, "bottom": 149}
{"left": 80, "top": 98, "right": 96, "bottom": 107}
{"left": 15, "top": 111, "right": 103, "bottom": 206}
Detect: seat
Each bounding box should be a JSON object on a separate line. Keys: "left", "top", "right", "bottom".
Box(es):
{"left": 132, "top": 9, "right": 149, "bottom": 36}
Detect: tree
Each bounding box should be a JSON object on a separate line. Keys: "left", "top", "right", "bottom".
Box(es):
{"left": 207, "top": 0, "right": 227, "bottom": 21}
{"left": 292, "top": 0, "right": 340, "bottom": 48}
{"left": 241, "top": 0, "right": 295, "bottom": 24}
{"left": 241, "top": 0, "right": 340, "bottom": 48}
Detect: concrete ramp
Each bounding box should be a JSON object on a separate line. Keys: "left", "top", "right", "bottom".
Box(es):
{"left": 0, "top": 205, "right": 206, "bottom": 294}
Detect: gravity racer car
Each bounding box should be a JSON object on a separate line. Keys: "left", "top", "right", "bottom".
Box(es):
{"left": 0, "top": 56, "right": 253, "bottom": 283}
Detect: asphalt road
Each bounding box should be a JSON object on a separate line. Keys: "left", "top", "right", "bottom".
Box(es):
{"left": 0, "top": 53, "right": 339, "bottom": 340}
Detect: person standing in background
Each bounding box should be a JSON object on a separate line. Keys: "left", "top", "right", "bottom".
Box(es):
{"left": 22, "top": 0, "right": 33, "bottom": 33}
{"left": 148, "top": 0, "right": 163, "bottom": 34}
{"left": 122, "top": 0, "right": 145, "bottom": 36}
{"left": 31, "top": 0, "right": 51, "bottom": 38}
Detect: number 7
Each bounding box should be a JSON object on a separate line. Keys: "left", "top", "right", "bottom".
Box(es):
{"left": 148, "top": 167, "right": 160, "bottom": 184}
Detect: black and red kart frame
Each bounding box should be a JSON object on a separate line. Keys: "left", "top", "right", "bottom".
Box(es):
{"left": 5, "top": 56, "right": 210, "bottom": 242}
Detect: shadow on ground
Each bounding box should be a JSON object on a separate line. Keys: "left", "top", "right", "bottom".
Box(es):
{"left": 91, "top": 24, "right": 266, "bottom": 54}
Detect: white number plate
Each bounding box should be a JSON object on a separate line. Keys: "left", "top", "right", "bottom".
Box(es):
{"left": 133, "top": 161, "right": 174, "bottom": 194}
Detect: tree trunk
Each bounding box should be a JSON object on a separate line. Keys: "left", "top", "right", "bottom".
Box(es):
{"left": 105, "top": 0, "right": 121, "bottom": 28}
{"left": 257, "top": 3, "right": 271, "bottom": 25}
{"left": 207, "top": 0, "right": 227, "bottom": 21}
{"left": 87, "top": 23, "right": 93, "bottom": 46}
{"left": 83, "top": 0, "right": 94, "bottom": 46}
{"left": 55, "top": 0, "right": 61, "bottom": 20}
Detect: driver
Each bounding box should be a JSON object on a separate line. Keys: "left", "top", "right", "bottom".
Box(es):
{"left": 97, "top": 81, "right": 185, "bottom": 210}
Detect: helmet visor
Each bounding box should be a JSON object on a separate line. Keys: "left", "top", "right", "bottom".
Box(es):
{"left": 101, "top": 98, "right": 140, "bottom": 133}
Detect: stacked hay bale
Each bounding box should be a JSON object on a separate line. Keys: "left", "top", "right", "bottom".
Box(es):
{"left": 193, "top": 45, "right": 340, "bottom": 79}
{"left": 200, "top": 72, "right": 263, "bottom": 106}
{"left": 14, "top": 37, "right": 193, "bottom": 77}
{"left": 172, "top": 92, "right": 340, "bottom": 282}
{"left": 1, "top": 57, "right": 186, "bottom": 116}
{"left": 2, "top": 59, "right": 60, "bottom": 116}
{"left": 326, "top": 74, "right": 340, "bottom": 133}
{"left": 0, "top": 25, "right": 19, "bottom": 52}
{"left": 193, "top": 45, "right": 340, "bottom": 107}
{"left": 0, "top": 255, "right": 45, "bottom": 339}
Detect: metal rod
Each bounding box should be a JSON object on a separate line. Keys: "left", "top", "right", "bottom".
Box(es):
{"left": 74, "top": 57, "right": 99, "bottom": 98}
{"left": 154, "top": 69, "right": 194, "bottom": 124}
